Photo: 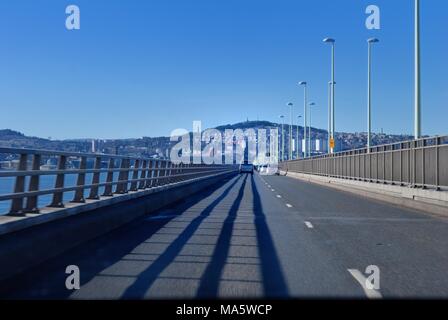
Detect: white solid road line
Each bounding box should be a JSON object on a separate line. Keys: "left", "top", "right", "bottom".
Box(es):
{"left": 347, "top": 269, "right": 383, "bottom": 299}
{"left": 276, "top": 195, "right": 282, "bottom": 198}
{"left": 286, "top": 204, "right": 293, "bottom": 208}
{"left": 271, "top": 189, "right": 275, "bottom": 192}
{"left": 304, "top": 221, "right": 314, "bottom": 229}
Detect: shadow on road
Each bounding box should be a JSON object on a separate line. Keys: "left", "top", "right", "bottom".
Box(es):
{"left": 196, "top": 174, "right": 248, "bottom": 297}
{"left": 121, "top": 174, "right": 243, "bottom": 298}
{"left": 251, "top": 174, "right": 289, "bottom": 297}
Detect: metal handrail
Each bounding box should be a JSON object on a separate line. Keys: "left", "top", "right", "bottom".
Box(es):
{"left": 0, "top": 147, "right": 169, "bottom": 161}
{"left": 0, "top": 166, "right": 230, "bottom": 178}
{"left": 0, "top": 147, "right": 237, "bottom": 215}
{"left": 0, "top": 169, "right": 230, "bottom": 201}
{"left": 280, "top": 135, "right": 448, "bottom": 190}
{"left": 292, "top": 135, "right": 448, "bottom": 161}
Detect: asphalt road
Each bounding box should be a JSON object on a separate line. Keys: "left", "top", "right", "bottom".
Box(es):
{"left": 2, "top": 173, "right": 448, "bottom": 299}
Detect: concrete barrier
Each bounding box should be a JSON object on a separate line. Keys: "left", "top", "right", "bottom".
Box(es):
{"left": 0, "top": 170, "right": 237, "bottom": 284}
{"left": 281, "top": 171, "right": 448, "bottom": 218}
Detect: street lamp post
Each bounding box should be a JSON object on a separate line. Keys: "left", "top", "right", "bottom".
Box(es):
{"left": 367, "top": 38, "right": 379, "bottom": 153}
{"left": 287, "top": 102, "right": 293, "bottom": 160}
{"left": 279, "top": 115, "right": 285, "bottom": 161}
{"left": 297, "top": 115, "right": 302, "bottom": 159}
{"left": 309, "top": 102, "right": 316, "bottom": 156}
{"left": 323, "top": 38, "right": 335, "bottom": 153}
{"left": 414, "top": 0, "right": 421, "bottom": 139}
{"left": 298, "top": 82, "right": 308, "bottom": 157}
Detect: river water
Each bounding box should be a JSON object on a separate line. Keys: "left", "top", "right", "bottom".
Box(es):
{"left": 0, "top": 173, "right": 120, "bottom": 215}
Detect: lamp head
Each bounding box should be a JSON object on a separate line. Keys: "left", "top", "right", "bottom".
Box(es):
{"left": 323, "top": 38, "right": 335, "bottom": 44}
{"left": 368, "top": 38, "right": 379, "bottom": 43}
{"left": 298, "top": 81, "right": 307, "bottom": 86}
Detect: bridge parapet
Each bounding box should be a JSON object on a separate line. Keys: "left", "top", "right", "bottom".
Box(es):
{"left": 280, "top": 136, "right": 448, "bottom": 190}
{"left": 0, "top": 147, "right": 237, "bottom": 284}
{"left": 0, "top": 147, "right": 235, "bottom": 216}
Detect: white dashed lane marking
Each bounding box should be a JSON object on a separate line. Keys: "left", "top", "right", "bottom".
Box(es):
{"left": 304, "top": 221, "right": 314, "bottom": 229}
{"left": 348, "top": 269, "right": 383, "bottom": 299}
{"left": 286, "top": 204, "right": 293, "bottom": 208}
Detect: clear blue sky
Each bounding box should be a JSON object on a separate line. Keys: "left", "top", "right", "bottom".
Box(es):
{"left": 0, "top": 0, "right": 446, "bottom": 139}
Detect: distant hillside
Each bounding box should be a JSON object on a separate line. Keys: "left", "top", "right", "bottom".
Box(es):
{"left": 214, "top": 120, "right": 413, "bottom": 151}
{"left": 0, "top": 129, "right": 96, "bottom": 154}
{"left": 216, "top": 121, "right": 280, "bottom": 131}
{"left": 0, "top": 122, "right": 414, "bottom": 160}
{"left": 0, "top": 129, "right": 26, "bottom": 139}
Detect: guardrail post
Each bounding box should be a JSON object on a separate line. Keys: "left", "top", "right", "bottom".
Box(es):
{"left": 172, "top": 163, "right": 179, "bottom": 183}
{"left": 333, "top": 155, "right": 335, "bottom": 177}
{"left": 375, "top": 148, "right": 379, "bottom": 183}
{"left": 138, "top": 160, "right": 148, "bottom": 189}
{"left": 363, "top": 151, "right": 367, "bottom": 181}
{"left": 102, "top": 158, "right": 115, "bottom": 196}
{"left": 390, "top": 146, "right": 394, "bottom": 185}
{"left": 125, "top": 159, "right": 131, "bottom": 191}
{"left": 49, "top": 155, "right": 67, "bottom": 208}
{"left": 166, "top": 162, "right": 173, "bottom": 184}
{"left": 353, "top": 152, "right": 355, "bottom": 180}
{"left": 146, "top": 159, "right": 153, "bottom": 188}
{"left": 72, "top": 156, "right": 87, "bottom": 203}
{"left": 408, "top": 142, "right": 411, "bottom": 186}
{"left": 399, "top": 143, "right": 403, "bottom": 186}
{"left": 421, "top": 138, "right": 426, "bottom": 189}
{"left": 435, "top": 137, "right": 440, "bottom": 190}
{"left": 164, "top": 161, "right": 171, "bottom": 184}
{"left": 152, "top": 160, "right": 160, "bottom": 187}
{"left": 116, "top": 158, "right": 130, "bottom": 194}
{"left": 147, "top": 160, "right": 156, "bottom": 188}
{"left": 413, "top": 141, "right": 417, "bottom": 188}
{"left": 382, "top": 146, "right": 386, "bottom": 184}
{"left": 160, "top": 161, "right": 168, "bottom": 185}
{"left": 357, "top": 151, "right": 360, "bottom": 180}
{"left": 9, "top": 153, "right": 28, "bottom": 215}
{"left": 150, "top": 160, "right": 157, "bottom": 187}
{"left": 130, "top": 159, "right": 140, "bottom": 191}
{"left": 24, "top": 154, "right": 41, "bottom": 213}
{"left": 349, "top": 152, "right": 352, "bottom": 179}
{"left": 24, "top": 155, "right": 41, "bottom": 212}
{"left": 88, "top": 156, "right": 102, "bottom": 200}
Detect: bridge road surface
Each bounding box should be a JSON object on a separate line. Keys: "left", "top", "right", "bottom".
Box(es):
{"left": 2, "top": 173, "right": 448, "bottom": 299}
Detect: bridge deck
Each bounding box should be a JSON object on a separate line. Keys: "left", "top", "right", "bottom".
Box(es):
{"left": 3, "top": 173, "right": 448, "bottom": 299}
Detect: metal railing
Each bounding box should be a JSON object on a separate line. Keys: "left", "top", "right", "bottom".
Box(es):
{"left": 280, "top": 136, "right": 448, "bottom": 190}
{"left": 0, "top": 147, "right": 236, "bottom": 216}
